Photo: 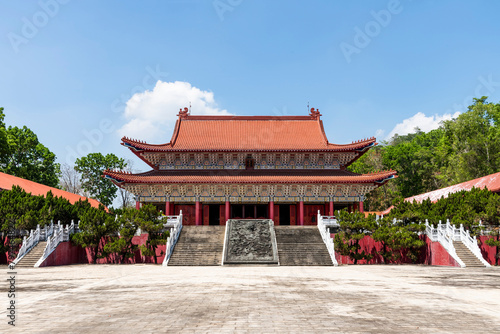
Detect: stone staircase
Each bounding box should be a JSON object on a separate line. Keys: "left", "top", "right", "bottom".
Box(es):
{"left": 453, "top": 241, "right": 486, "bottom": 268}
{"left": 168, "top": 226, "right": 225, "bottom": 266}
{"left": 15, "top": 242, "right": 47, "bottom": 268}
{"left": 275, "top": 226, "right": 333, "bottom": 266}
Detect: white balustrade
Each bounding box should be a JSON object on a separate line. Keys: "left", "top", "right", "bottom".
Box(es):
{"left": 317, "top": 211, "right": 338, "bottom": 266}
{"left": 162, "top": 211, "right": 183, "bottom": 266}
{"left": 35, "top": 220, "right": 77, "bottom": 267}
{"left": 424, "top": 220, "right": 491, "bottom": 268}
{"left": 12, "top": 221, "right": 56, "bottom": 266}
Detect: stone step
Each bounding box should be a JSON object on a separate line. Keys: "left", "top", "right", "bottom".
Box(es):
{"left": 275, "top": 227, "right": 333, "bottom": 266}
{"left": 15, "top": 242, "right": 47, "bottom": 268}
{"left": 168, "top": 226, "right": 225, "bottom": 266}
{"left": 452, "top": 241, "right": 486, "bottom": 267}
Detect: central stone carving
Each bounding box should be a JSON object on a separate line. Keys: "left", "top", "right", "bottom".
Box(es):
{"left": 223, "top": 219, "right": 279, "bottom": 265}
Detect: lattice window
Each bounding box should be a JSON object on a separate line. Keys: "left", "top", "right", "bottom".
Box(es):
{"left": 180, "top": 154, "right": 189, "bottom": 166}
{"left": 268, "top": 154, "right": 275, "bottom": 166}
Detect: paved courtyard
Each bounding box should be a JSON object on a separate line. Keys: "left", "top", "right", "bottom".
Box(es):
{"left": 2, "top": 264, "right": 500, "bottom": 333}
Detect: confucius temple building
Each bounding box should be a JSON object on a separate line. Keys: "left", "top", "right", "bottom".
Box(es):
{"left": 104, "top": 108, "right": 397, "bottom": 226}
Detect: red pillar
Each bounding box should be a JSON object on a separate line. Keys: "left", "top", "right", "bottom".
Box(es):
{"left": 329, "top": 200, "right": 334, "bottom": 216}
{"left": 269, "top": 201, "right": 274, "bottom": 221}
{"left": 195, "top": 200, "right": 201, "bottom": 225}
{"left": 299, "top": 201, "right": 304, "bottom": 226}
{"left": 225, "top": 201, "right": 230, "bottom": 223}
{"left": 353, "top": 203, "right": 358, "bottom": 212}
{"left": 135, "top": 201, "right": 140, "bottom": 210}
{"left": 348, "top": 204, "right": 352, "bottom": 212}
{"left": 359, "top": 201, "right": 364, "bottom": 213}
{"left": 165, "top": 201, "right": 170, "bottom": 216}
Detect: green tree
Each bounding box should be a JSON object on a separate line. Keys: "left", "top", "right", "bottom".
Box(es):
{"left": 0, "top": 108, "right": 8, "bottom": 159}
{"left": 72, "top": 205, "right": 119, "bottom": 264}
{"left": 75, "top": 153, "right": 126, "bottom": 207}
{"left": 0, "top": 114, "right": 60, "bottom": 187}
{"left": 372, "top": 218, "right": 425, "bottom": 263}
{"left": 137, "top": 204, "right": 169, "bottom": 264}
{"left": 333, "top": 210, "right": 375, "bottom": 264}
{"left": 104, "top": 207, "right": 141, "bottom": 263}
{"left": 442, "top": 97, "right": 500, "bottom": 184}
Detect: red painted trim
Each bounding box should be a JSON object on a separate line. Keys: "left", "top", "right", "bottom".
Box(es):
{"left": 299, "top": 201, "right": 304, "bottom": 226}
{"left": 195, "top": 200, "right": 201, "bottom": 226}
{"left": 269, "top": 201, "right": 274, "bottom": 221}
{"left": 225, "top": 201, "right": 230, "bottom": 224}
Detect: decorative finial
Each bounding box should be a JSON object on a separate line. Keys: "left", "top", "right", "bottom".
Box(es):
{"left": 309, "top": 107, "right": 322, "bottom": 120}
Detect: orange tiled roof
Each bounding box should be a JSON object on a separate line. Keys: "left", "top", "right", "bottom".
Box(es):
{"left": 103, "top": 169, "right": 397, "bottom": 185}
{"left": 121, "top": 114, "right": 377, "bottom": 152}
{"left": 405, "top": 171, "right": 500, "bottom": 203}
{"left": 0, "top": 172, "right": 102, "bottom": 208}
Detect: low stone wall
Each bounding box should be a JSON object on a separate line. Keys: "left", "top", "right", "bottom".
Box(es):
{"left": 331, "top": 234, "right": 461, "bottom": 267}
{"left": 37, "top": 234, "right": 167, "bottom": 267}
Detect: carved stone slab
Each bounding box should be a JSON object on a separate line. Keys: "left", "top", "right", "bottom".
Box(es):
{"left": 223, "top": 219, "right": 279, "bottom": 265}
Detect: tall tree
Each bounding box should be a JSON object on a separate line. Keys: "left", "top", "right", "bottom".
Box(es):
{"left": 59, "top": 163, "right": 87, "bottom": 196}
{"left": 0, "top": 108, "right": 8, "bottom": 159}
{"left": 75, "top": 153, "right": 126, "bottom": 207}
{"left": 442, "top": 97, "right": 500, "bottom": 184}
{"left": 0, "top": 108, "right": 60, "bottom": 187}
{"left": 73, "top": 204, "right": 119, "bottom": 264}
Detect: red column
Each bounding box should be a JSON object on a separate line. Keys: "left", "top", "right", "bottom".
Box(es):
{"left": 353, "top": 203, "right": 358, "bottom": 212}
{"left": 359, "top": 201, "right": 364, "bottom": 213}
{"left": 329, "top": 200, "right": 334, "bottom": 216}
{"left": 195, "top": 200, "right": 201, "bottom": 225}
{"left": 299, "top": 201, "right": 304, "bottom": 226}
{"left": 269, "top": 201, "right": 274, "bottom": 221}
{"left": 135, "top": 201, "right": 140, "bottom": 210}
{"left": 348, "top": 204, "right": 352, "bottom": 212}
{"left": 165, "top": 201, "right": 170, "bottom": 216}
{"left": 225, "top": 201, "right": 230, "bottom": 223}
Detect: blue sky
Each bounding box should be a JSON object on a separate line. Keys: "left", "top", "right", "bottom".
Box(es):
{"left": 1, "top": 0, "right": 500, "bottom": 171}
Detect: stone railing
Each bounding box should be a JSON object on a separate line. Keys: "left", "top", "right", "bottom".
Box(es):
{"left": 317, "top": 211, "right": 338, "bottom": 266}
{"left": 425, "top": 220, "right": 464, "bottom": 267}
{"left": 425, "top": 219, "right": 491, "bottom": 268}
{"left": 35, "top": 221, "right": 77, "bottom": 268}
{"left": 162, "top": 211, "right": 183, "bottom": 266}
{"left": 12, "top": 222, "right": 55, "bottom": 266}
{"left": 425, "top": 220, "right": 491, "bottom": 267}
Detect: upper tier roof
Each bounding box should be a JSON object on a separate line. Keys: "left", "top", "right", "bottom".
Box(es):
{"left": 122, "top": 109, "right": 377, "bottom": 152}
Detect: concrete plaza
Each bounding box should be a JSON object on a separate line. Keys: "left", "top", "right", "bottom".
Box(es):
{"left": 2, "top": 264, "right": 500, "bottom": 333}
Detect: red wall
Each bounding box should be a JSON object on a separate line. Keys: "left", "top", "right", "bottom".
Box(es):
{"left": 38, "top": 234, "right": 167, "bottom": 267}
{"left": 331, "top": 234, "right": 462, "bottom": 267}
{"left": 478, "top": 235, "right": 498, "bottom": 266}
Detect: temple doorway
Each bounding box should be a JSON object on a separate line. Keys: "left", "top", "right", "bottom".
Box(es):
{"left": 278, "top": 204, "right": 291, "bottom": 225}
{"left": 208, "top": 204, "right": 220, "bottom": 225}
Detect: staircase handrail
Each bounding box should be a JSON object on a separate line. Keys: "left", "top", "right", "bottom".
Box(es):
{"left": 12, "top": 225, "right": 41, "bottom": 265}
{"left": 35, "top": 220, "right": 78, "bottom": 267}
{"left": 455, "top": 223, "right": 491, "bottom": 267}
{"left": 317, "top": 211, "right": 338, "bottom": 266}
{"left": 425, "top": 221, "right": 465, "bottom": 267}
{"left": 162, "top": 211, "right": 183, "bottom": 266}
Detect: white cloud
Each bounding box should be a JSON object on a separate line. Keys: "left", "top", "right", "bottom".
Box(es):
{"left": 385, "top": 111, "right": 461, "bottom": 140}
{"left": 118, "top": 81, "right": 231, "bottom": 142}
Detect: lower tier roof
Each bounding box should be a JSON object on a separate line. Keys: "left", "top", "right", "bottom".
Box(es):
{"left": 103, "top": 169, "right": 397, "bottom": 185}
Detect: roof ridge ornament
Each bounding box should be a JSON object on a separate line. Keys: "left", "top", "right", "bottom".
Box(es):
{"left": 309, "top": 108, "right": 321, "bottom": 120}
{"left": 178, "top": 107, "right": 190, "bottom": 119}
